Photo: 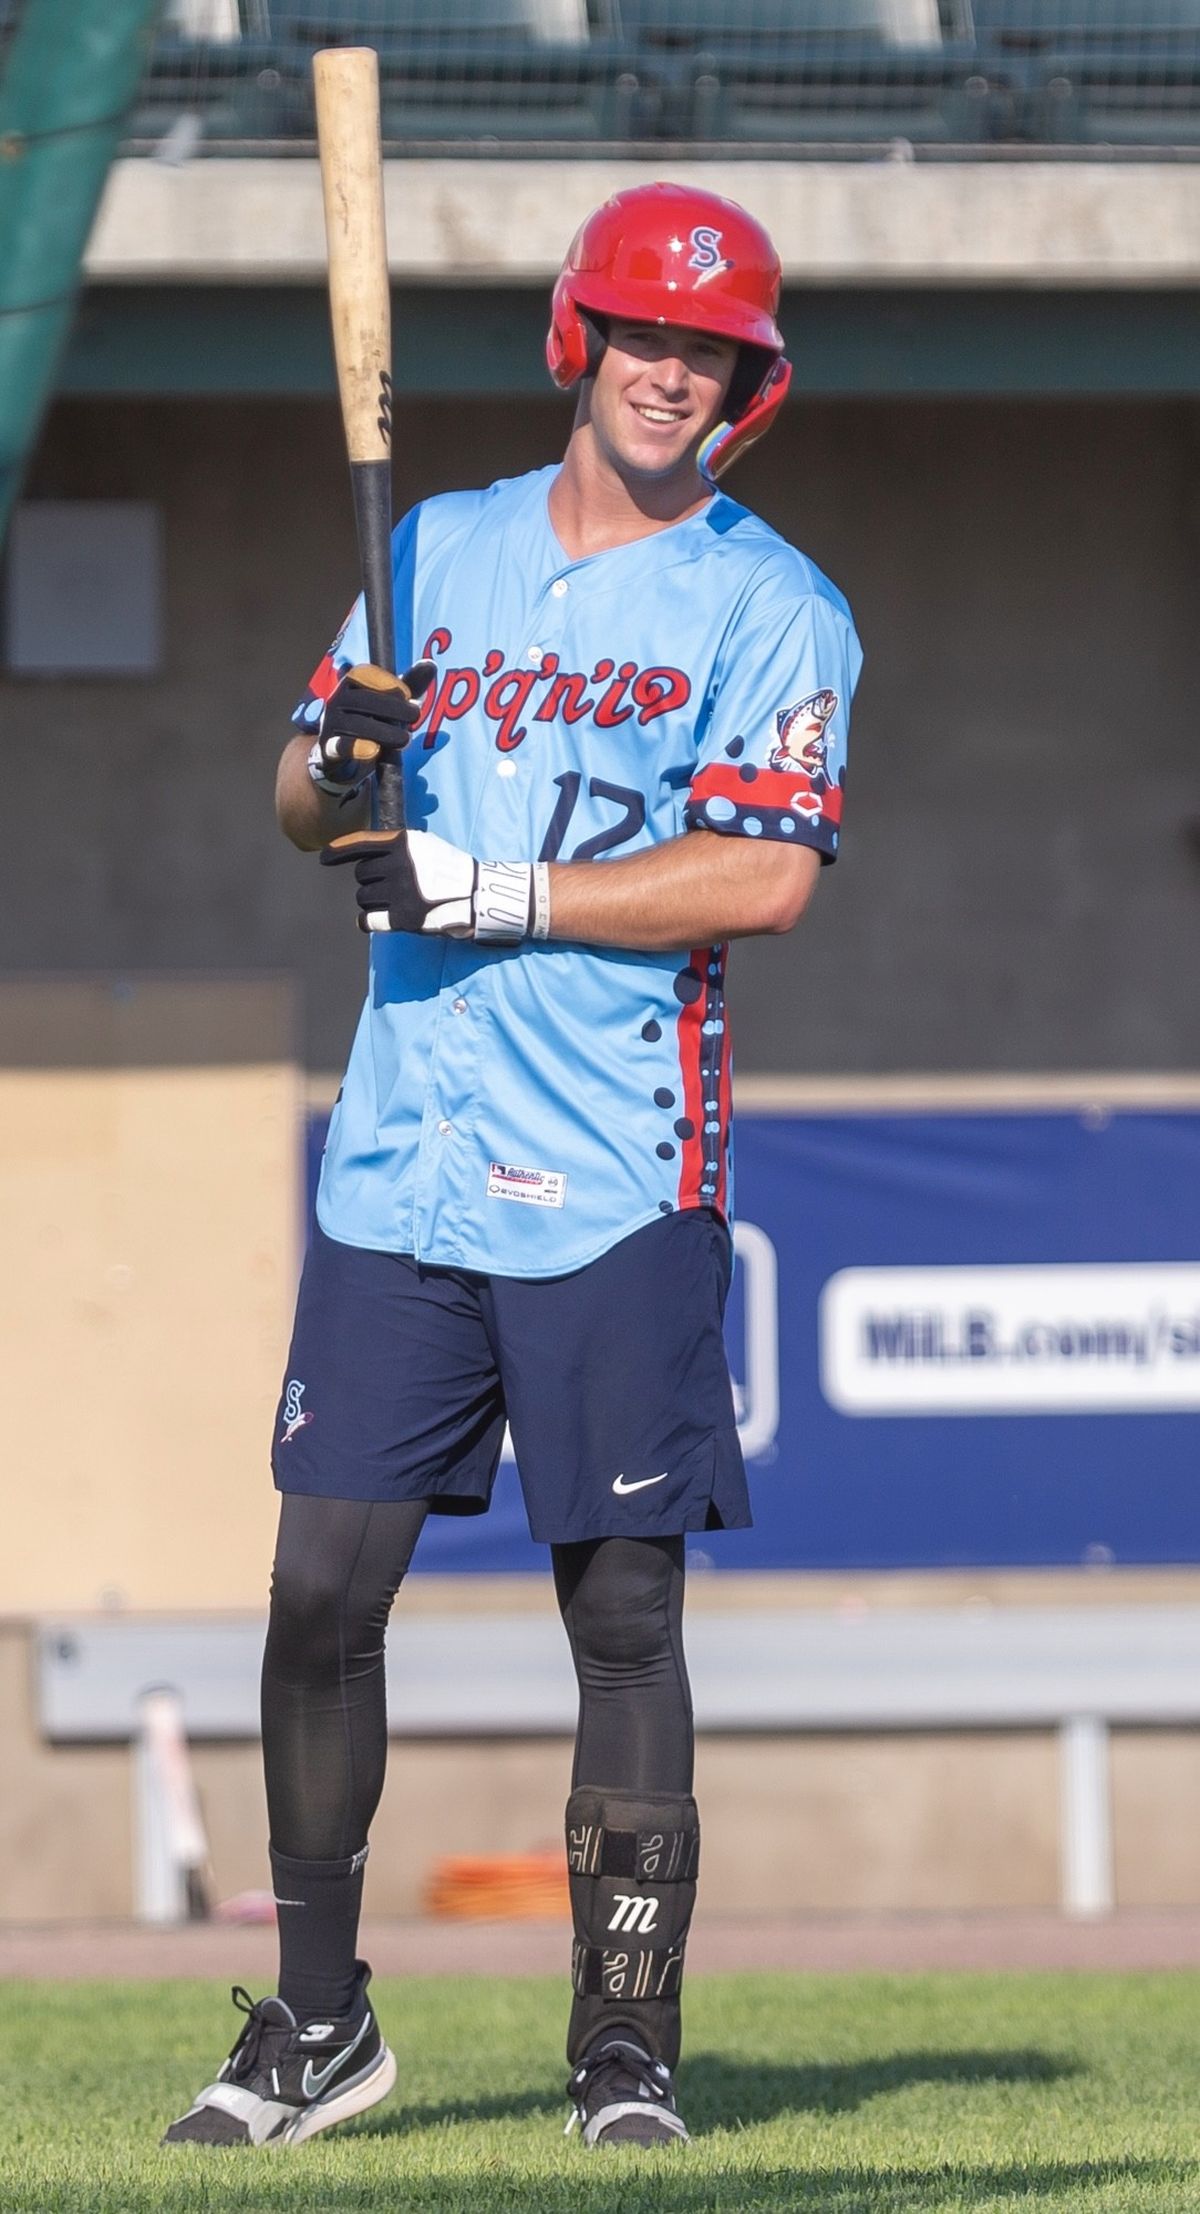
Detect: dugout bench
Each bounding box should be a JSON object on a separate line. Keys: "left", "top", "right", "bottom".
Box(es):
{"left": 36, "top": 1603, "right": 1200, "bottom": 1925}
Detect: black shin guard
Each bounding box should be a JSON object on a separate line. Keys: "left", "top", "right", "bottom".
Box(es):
{"left": 565, "top": 1786, "right": 699, "bottom": 2071}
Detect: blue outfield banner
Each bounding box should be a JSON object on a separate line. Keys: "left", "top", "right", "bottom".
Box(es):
{"left": 305, "top": 1108, "right": 1200, "bottom": 1574}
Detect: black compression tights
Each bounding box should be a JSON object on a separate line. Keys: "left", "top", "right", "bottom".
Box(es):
{"left": 262, "top": 1493, "right": 693, "bottom": 1861}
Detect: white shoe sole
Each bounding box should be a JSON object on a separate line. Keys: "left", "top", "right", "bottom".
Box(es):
{"left": 282, "top": 2043, "right": 398, "bottom": 2146}
{"left": 576, "top": 2097, "right": 689, "bottom": 2147}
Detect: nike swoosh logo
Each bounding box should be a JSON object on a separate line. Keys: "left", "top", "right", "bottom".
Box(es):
{"left": 611, "top": 1472, "right": 668, "bottom": 1496}
{"left": 300, "top": 2010, "right": 371, "bottom": 2100}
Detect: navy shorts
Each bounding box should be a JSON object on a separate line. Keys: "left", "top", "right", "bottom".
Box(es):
{"left": 271, "top": 1210, "right": 750, "bottom": 1545}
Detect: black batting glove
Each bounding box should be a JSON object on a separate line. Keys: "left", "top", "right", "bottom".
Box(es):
{"left": 306, "top": 658, "right": 435, "bottom": 797}
{"left": 321, "top": 828, "right": 549, "bottom": 943}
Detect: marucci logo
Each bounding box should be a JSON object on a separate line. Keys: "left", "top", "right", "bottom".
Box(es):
{"left": 608, "top": 1893, "right": 660, "bottom": 1934}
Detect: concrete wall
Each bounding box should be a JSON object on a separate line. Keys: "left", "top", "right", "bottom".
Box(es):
{"left": 4, "top": 390, "right": 1199, "bottom": 1075}
{"left": 87, "top": 157, "right": 1200, "bottom": 289}
{"left": 0, "top": 978, "right": 296, "bottom": 1613}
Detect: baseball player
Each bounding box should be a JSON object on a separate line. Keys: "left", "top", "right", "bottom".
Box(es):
{"left": 164, "top": 180, "right": 861, "bottom": 2153}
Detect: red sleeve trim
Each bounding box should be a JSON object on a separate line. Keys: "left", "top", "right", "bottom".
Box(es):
{"left": 689, "top": 761, "right": 844, "bottom": 825}
{"left": 308, "top": 650, "right": 343, "bottom": 707}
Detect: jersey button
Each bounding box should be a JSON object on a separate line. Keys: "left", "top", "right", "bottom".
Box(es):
{"left": 436, "top": 1118, "right": 452, "bottom": 1135}
{"left": 550, "top": 578, "right": 569, "bottom": 598}
{"left": 451, "top": 998, "right": 468, "bottom": 1015}
{"left": 527, "top": 646, "right": 543, "bottom": 664}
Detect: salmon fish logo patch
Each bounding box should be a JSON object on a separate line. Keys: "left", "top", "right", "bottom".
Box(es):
{"left": 769, "top": 688, "right": 838, "bottom": 777}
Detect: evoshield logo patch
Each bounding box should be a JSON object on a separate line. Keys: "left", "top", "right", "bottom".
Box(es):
{"left": 487, "top": 1162, "right": 567, "bottom": 1208}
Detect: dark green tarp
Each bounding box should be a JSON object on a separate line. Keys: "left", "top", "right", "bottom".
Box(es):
{"left": 0, "top": 0, "right": 161, "bottom": 539}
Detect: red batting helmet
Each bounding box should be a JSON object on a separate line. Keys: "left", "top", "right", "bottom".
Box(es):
{"left": 546, "top": 180, "right": 791, "bottom": 484}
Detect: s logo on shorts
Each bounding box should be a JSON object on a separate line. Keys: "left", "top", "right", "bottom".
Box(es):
{"left": 280, "top": 1378, "right": 314, "bottom": 1445}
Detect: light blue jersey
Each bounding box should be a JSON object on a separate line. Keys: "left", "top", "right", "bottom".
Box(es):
{"left": 295, "top": 465, "right": 861, "bottom": 1278}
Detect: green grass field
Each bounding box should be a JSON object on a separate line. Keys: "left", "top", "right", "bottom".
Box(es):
{"left": 4, "top": 1971, "right": 1200, "bottom": 2214}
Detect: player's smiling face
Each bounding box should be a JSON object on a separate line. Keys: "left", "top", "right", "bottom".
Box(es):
{"left": 589, "top": 319, "right": 739, "bottom": 486}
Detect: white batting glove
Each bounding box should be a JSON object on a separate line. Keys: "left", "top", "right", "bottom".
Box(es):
{"left": 320, "top": 828, "right": 552, "bottom": 943}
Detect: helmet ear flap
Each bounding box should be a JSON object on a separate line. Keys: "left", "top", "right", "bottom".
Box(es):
{"left": 698, "top": 356, "right": 792, "bottom": 485}
{"left": 546, "top": 290, "right": 607, "bottom": 389}
{"left": 579, "top": 309, "right": 608, "bottom": 378}
{"left": 726, "top": 345, "right": 775, "bottom": 421}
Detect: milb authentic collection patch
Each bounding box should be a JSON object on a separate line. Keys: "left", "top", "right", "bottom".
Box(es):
{"left": 487, "top": 1161, "right": 568, "bottom": 1208}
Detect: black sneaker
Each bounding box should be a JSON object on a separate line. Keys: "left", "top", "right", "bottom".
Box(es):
{"left": 162, "top": 1963, "right": 395, "bottom": 2147}
{"left": 565, "top": 2035, "right": 689, "bottom": 2147}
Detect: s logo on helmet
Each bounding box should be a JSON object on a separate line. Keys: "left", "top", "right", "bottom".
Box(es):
{"left": 688, "top": 225, "right": 724, "bottom": 272}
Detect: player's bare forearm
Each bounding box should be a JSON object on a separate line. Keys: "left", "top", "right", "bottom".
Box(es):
{"left": 284, "top": 738, "right": 821, "bottom": 945}
{"left": 546, "top": 830, "right": 820, "bottom": 951}
{"left": 277, "top": 733, "right": 372, "bottom": 851}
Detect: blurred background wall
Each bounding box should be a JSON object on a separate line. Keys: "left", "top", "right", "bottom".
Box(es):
{"left": 6, "top": 386, "right": 1200, "bottom": 1077}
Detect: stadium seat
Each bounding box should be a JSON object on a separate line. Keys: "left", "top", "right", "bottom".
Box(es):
{"left": 680, "top": 50, "right": 994, "bottom": 142}
{"left": 280, "top": 0, "right": 595, "bottom": 43}
{"left": 127, "top": 36, "right": 300, "bottom": 143}
{"left": 372, "top": 44, "right": 649, "bottom": 140}
{"left": 610, "top": 0, "right": 992, "bottom": 143}
{"left": 132, "top": 0, "right": 655, "bottom": 145}
{"left": 1030, "top": 45, "right": 1200, "bottom": 138}
{"left": 264, "top": 0, "right": 651, "bottom": 143}
{"left": 970, "top": 0, "right": 1200, "bottom": 44}
{"left": 614, "top": 0, "right": 965, "bottom": 44}
{"left": 970, "top": 0, "right": 1200, "bottom": 140}
{"left": 122, "top": 0, "right": 1200, "bottom": 147}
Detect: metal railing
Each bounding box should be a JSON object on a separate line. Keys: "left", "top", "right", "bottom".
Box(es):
{"left": 45, "top": 1600, "right": 1200, "bottom": 1918}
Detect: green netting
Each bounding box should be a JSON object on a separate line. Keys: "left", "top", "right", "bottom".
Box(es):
{"left": 0, "top": 0, "right": 163, "bottom": 538}
{"left": 122, "top": 0, "right": 1200, "bottom": 150}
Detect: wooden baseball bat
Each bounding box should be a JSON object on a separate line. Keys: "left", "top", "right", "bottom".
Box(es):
{"left": 313, "top": 46, "right": 404, "bottom": 832}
